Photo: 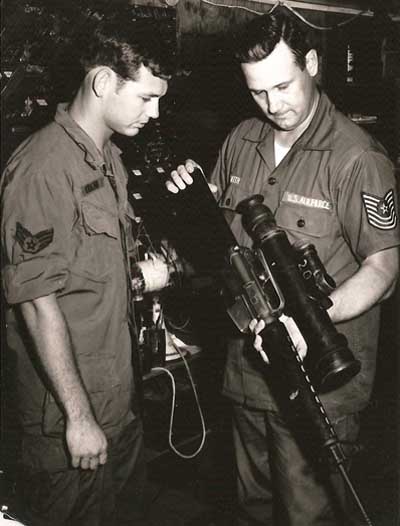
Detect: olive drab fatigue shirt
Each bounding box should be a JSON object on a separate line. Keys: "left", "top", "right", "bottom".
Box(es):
{"left": 1, "top": 104, "right": 136, "bottom": 468}
{"left": 210, "top": 92, "right": 400, "bottom": 418}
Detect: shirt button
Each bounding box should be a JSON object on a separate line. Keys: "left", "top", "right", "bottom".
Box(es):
{"left": 268, "top": 177, "right": 277, "bottom": 185}
{"left": 225, "top": 198, "right": 231, "bottom": 206}
{"left": 297, "top": 218, "right": 306, "bottom": 228}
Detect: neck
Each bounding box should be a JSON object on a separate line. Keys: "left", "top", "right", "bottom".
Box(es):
{"left": 68, "top": 91, "right": 111, "bottom": 152}
{"left": 274, "top": 90, "right": 320, "bottom": 149}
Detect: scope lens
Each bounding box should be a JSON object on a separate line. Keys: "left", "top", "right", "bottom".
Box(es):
{"left": 315, "top": 350, "right": 361, "bottom": 393}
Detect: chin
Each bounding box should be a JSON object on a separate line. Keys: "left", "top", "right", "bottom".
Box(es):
{"left": 122, "top": 127, "right": 141, "bottom": 137}
{"left": 270, "top": 120, "right": 292, "bottom": 132}
{"left": 276, "top": 119, "right": 299, "bottom": 131}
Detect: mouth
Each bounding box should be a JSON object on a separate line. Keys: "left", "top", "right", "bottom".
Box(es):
{"left": 272, "top": 113, "right": 289, "bottom": 120}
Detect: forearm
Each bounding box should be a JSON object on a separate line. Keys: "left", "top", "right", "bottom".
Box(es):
{"left": 328, "top": 247, "right": 399, "bottom": 324}
{"left": 20, "top": 293, "right": 94, "bottom": 425}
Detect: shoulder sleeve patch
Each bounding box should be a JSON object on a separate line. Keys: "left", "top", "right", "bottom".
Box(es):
{"left": 15, "top": 222, "right": 54, "bottom": 254}
{"left": 361, "top": 189, "right": 397, "bottom": 230}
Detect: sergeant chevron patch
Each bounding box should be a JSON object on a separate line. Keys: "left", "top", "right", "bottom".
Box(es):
{"left": 361, "top": 189, "right": 397, "bottom": 230}
{"left": 15, "top": 222, "right": 54, "bottom": 254}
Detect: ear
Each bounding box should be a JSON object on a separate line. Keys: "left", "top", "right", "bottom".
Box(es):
{"left": 305, "top": 49, "right": 318, "bottom": 78}
{"left": 91, "top": 67, "right": 114, "bottom": 98}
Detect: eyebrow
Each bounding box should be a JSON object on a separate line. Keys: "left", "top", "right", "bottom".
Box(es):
{"left": 251, "top": 81, "right": 290, "bottom": 93}
{"left": 139, "top": 90, "right": 166, "bottom": 98}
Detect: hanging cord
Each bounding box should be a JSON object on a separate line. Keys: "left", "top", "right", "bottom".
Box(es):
{"left": 165, "top": 310, "right": 191, "bottom": 331}
{"left": 131, "top": 221, "right": 192, "bottom": 329}
{"left": 200, "top": 0, "right": 369, "bottom": 30}
{"left": 152, "top": 346, "right": 207, "bottom": 459}
{"left": 158, "top": 240, "right": 192, "bottom": 331}
{"left": 278, "top": 2, "right": 365, "bottom": 30}
{"left": 201, "top": 0, "right": 265, "bottom": 16}
{"left": 130, "top": 223, "right": 204, "bottom": 457}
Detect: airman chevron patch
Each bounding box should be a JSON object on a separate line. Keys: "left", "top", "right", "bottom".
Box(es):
{"left": 15, "top": 222, "right": 54, "bottom": 254}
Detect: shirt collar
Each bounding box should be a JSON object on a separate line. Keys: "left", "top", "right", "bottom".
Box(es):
{"left": 54, "top": 102, "right": 122, "bottom": 170}
{"left": 242, "top": 119, "right": 272, "bottom": 143}
{"left": 295, "top": 92, "right": 335, "bottom": 151}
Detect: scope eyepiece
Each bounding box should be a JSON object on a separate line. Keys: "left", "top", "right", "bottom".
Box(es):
{"left": 236, "top": 195, "right": 275, "bottom": 235}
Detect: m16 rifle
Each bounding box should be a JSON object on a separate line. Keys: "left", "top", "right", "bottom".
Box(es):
{"left": 127, "top": 164, "right": 373, "bottom": 525}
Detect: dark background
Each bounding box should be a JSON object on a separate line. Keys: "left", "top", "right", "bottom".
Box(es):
{"left": 1, "top": 1, "right": 399, "bottom": 524}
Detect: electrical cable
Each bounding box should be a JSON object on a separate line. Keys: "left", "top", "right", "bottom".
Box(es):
{"left": 165, "top": 316, "right": 191, "bottom": 331}
{"left": 279, "top": 2, "right": 365, "bottom": 30}
{"left": 201, "top": 0, "right": 265, "bottom": 16}
{"left": 200, "top": 0, "right": 369, "bottom": 31}
{"left": 158, "top": 240, "right": 192, "bottom": 331}
{"left": 152, "top": 346, "right": 207, "bottom": 459}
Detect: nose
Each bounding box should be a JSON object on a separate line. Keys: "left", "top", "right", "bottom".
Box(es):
{"left": 147, "top": 99, "right": 160, "bottom": 120}
{"left": 267, "top": 92, "right": 282, "bottom": 115}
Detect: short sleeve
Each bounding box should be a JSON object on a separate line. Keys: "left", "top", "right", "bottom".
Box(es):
{"left": 337, "top": 149, "right": 400, "bottom": 260}
{"left": 1, "top": 164, "right": 75, "bottom": 304}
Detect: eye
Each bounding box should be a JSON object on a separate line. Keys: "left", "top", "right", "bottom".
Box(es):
{"left": 277, "top": 84, "right": 289, "bottom": 91}
{"left": 252, "top": 90, "right": 266, "bottom": 99}
{"left": 141, "top": 96, "right": 151, "bottom": 102}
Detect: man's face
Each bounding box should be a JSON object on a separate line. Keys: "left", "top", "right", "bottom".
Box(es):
{"left": 241, "top": 40, "right": 318, "bottom": 132}
{"left": 104, "top": 64, "right": 168, "bottom": 137}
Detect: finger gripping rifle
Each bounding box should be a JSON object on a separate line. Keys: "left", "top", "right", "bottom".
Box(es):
{"left": 158, "top": 168, "right": 360, "bottom": 392}
{"left": 137, "top": 166, "right": 371, "bottom": 524}
{"left": 224, "top": 194, "right": 371, "bottom": 526}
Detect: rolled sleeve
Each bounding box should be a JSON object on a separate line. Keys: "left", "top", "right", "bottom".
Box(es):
{"left": 3, "top": 257, "right": 68, "bottom": 304}
{"left": 1, "top": 166, "right": 74, "bottom": 304}
{"left": 338, "top": 149, "right": 400, "bottom": 260}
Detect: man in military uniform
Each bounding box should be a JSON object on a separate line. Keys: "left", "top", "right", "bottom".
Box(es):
{"left": 1, "top": 18, "right": 172, "bottom": 526}
{"left": 167, "top": 11, "right": 399, "bottom": 526}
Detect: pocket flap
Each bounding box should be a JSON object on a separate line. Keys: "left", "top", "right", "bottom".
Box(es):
{"left": 220, "top": 184, "right": 252, "bottom": 212}
{"left": 275, "top": 203, "right": 331, "bottom": 239}
{"left": 81, "top": 201, "right": 119, "bottom": 238}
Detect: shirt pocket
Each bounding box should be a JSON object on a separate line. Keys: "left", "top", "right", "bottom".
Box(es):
{"left": 81, "top": 200, "right": 119, "bottom": 238}
{"left": 275, "top": 202, "right": 331, "bottom": 243}
{"left": 219, "top": 183, "right": 254, "bottom": 213}
{"left": 218, "top": 183, "right": 260, "bottom": 246}
{"left": 72, "top": 200, "right": 121, "bottom": 282}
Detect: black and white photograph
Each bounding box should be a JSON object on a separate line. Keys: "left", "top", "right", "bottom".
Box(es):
{"left": 1, "top": 1, "right": 399, "bottom": 525}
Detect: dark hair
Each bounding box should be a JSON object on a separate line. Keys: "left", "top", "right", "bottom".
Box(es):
{"left": 80, "top": 19, "right": 174, "bottom": 82}
{"left": 234, "top": 13, "right": 316, "bottom": 70}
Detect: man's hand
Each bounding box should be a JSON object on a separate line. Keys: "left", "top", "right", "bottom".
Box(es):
{"left": 166, "top": 159, "right": 217, "bottom": 194}
{"left": 19, "top": 294, "right": 109, "bottom": 471}
{"left": 66, "top": 416, "right": 108, "bottom": 470}
{"left": 249, "top": 314, "right": 307, "bottom": 363}
{"left": 249, "top": 318, "right": 270, "bottom": 363}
